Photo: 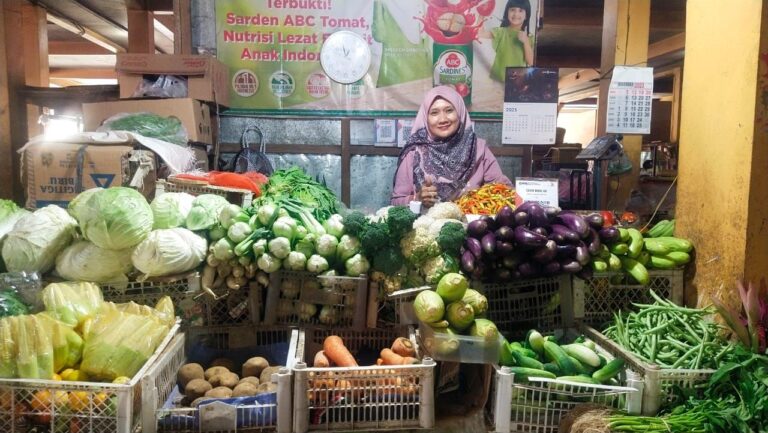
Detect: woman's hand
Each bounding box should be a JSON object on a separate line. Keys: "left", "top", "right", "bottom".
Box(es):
{"left": 417, "top": 178, "right": 439, "bottom": 208}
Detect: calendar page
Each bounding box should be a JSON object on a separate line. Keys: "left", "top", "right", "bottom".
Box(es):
{"left": 607, "top": 66, "right": 654, "bottom": 134}
{"left": 502, "top": 68, "right": 559, "bottom": 145}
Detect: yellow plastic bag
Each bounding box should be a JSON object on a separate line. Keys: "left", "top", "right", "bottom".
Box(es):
{"left": 42, "top": 281, "right": 103, "bottom": 327}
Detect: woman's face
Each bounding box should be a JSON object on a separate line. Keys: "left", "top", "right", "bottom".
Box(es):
{"left": 507, "top": 7, "right": 527, "bottom": 28}
{"left": 427, "top": 97, "right": 460, "bottom": 140}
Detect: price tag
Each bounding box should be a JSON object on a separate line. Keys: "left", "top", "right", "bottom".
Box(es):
{"left": 515, "top": 177, "right": 559, "bottom": 207}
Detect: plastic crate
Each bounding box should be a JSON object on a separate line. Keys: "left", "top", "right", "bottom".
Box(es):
{"left": 263, "top": 271, "right": 368, "bottom": 330}
{"left": 418, "top": 321, "right": 502, "bottom": 364}
{"left": 581, "top": 324, "right": 714, "bottom": 416}
{"left": 0, "top": 321, "right": 180, "bottom": 433}
{"left": 157, "top": 179, "right": 255, "bottom": 207}
{"left": 487, "top": 329, "right": 642, "bottom": 433}
{"left": 199, "top": 282, "right": 263, "bottom": 327}
{"left": 572, "top": 269, "right": 685, "bottom": 329}
{"left": 377, "top": 285, "right": 431, "bottom": 327}
{"left": 151, "top": 325, "right": 299, "bottom": 433}
{"left": 472, "top": 274, "right": 573, "bottom": 340}
{"left": 293, "top": 327, "right": 436, "bottom": 432}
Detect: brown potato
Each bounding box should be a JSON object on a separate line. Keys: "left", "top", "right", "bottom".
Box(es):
{"left": 255, "top": 382, "right": 278, "bottom": 395}
{"left": 210, "top": 371, "right": 239, "bottom": 389}
{"left": 184, "top": 378, "right": 212, "bottom": 401}
{"left": 232, "top": 382, "right": 259, "bottom": 397}
{"left": 242, "top": 357, "right": 269, "bottom": 378}
{"left": 259, "top": 366, "right": 281, "bottom": 385}
{"left": 189, "top": 397, "right": 212, "bottom": 408}
{"left": 210, "top": 358, "right": 236, "bottom": 372}
{"left": 205, "top": 386, "right": 233, "bottom": 399}
{"left": 177, "top": 363, "right": 205, "bottom": 392}
{"left": 238, "top": 376, "right": 260, "bottom": 387}
{"left": 204, "top": 366, "right": 229, "bottom": 381}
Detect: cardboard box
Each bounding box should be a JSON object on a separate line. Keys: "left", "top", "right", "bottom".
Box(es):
{"left": 115, "top": 53, "right": 229, "bottom": 106}
{"left": 22, "top": 139, "right": 156, "bottom": 209}
{"left": 82, "top": 98, "right": 213, "bottom": 145}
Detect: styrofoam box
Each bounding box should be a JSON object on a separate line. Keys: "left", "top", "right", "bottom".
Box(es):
{"left": 0, "top": 321, "right": 180, "bottom": 433}
{"left": 293, "top": 327, "right": 436, "bottom": 432}
{"left": 146, "top": 325, "right": 299, "bottom": 433}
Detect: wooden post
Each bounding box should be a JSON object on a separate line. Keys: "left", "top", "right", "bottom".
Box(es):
{"left": 174, "top": 0, "right": 192, "bottom": 54}
{"left": 0, "top": 2, "right": 11, "bottom": 200}
{"left": 128, "top": 9, "right": 155, "bottom": 53}
{"left": 596, "top": 0, "right": 650, "bottom": 209}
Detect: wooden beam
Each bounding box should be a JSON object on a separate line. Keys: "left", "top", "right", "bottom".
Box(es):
{"left": 0, "top": 2, "right": 11, "bottom": 200}
{"left": 49, "top": 68, "right": 118, "bottom": 79}
{"left": 648, "top": 32, "right": 685, "bottom": 59}
{"left": 23, "top": 3, "right": 47, "bottom": 138}
{"left": 559, "top": 69, "right": 600, "bottom": 90}
{"left": 47, "top": 13, "right": 125, "bottom": 53}
{"left": 128, "top": 9, "right": 155, "bottom": 53}
{"left": 173, "top": 0, "right": 192, "bottom": 54}
{"left": 49, "top": 40, "right": 112, "bottom": 55}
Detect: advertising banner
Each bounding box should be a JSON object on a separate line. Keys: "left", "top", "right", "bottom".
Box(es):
{"left": 216, "top": 0, "right": 540, "bottom": 116}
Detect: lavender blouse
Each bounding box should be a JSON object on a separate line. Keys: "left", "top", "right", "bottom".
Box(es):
{"left": 390, "top": 138, "right": 512, "bottom": 205}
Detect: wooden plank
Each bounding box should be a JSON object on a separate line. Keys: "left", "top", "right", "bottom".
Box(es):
{"left": 47, "top": 13, "right": 125, "bottom": 53}
{"left": 0, "top": 2, "right": 11, "bottom": 199}
{"left": 49, "top": 68, "right": 118, "bottom": 79}
{"left": 341, "top": 119, "right": 351, "bottom": 206}
{"left": 49, "top": 40, "right": 112, "bottom": 55}
{"left": 648, "top": 33, "right": 685, "bottom": 59}
{"left": 173, "top": 0, "right": 192, "bottom": 54}
{"left": 23, "top": 3, "right": 47, "bottom": 144}
{"left": 128, "top": 9, "right": 155, "bottom": 53}
{"left": 5, "top": 1, "right": 30, "bottom": 203}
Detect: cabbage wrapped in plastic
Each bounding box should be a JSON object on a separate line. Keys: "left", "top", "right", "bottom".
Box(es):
{"left": 42, "top": 281, "right": 104, "bottom": 328}
{"left": 55, "top": 240, "right": 134, "bottom": 283}
{"left": 80, "top": 308, "right": 170, "bottom": 381}
{"left": 1, "top": 205, "right": 78, "bottom": 273}
{"left": 104, "top": 296, "right": 175, "bottom": 328}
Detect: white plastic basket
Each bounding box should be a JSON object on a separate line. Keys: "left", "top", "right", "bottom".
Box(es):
{"left": 149, "top": 325, "right": 298, "bottom": 433}
{"left": 572, "top": 269, "right": 684, "bottom": 328}
{"left": 263, "top": 271, "right": 368, "bottom": 330}
{"left": 0, "top": 321, "right": 180, "bottom": 433}
{"left": 580, "top": 324, "right": 714, "bottom": 416}
{"left": 487, "top": 329, "right": 641, "bottom": 433}
{"left": 473, "top": 274, "right": 573, "bottom": 340}
{"left": 157, "top": 179, "right": 255, "bottom": 208}
{"left": 293, "top": 328, "right": 436, "bottom": 432}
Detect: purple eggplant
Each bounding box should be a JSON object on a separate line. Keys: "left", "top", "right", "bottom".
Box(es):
{"left": 513, "top": 226, "right": 548, "bottom": 248}
{"left": 465, "top": 237, "right": 483, "bottom": 259}
{"left": 556, "top": 243, "right": 577, "bottom": 258}
{"left": 560, "top": 259, "right": 583, "bottom": 273}
{"left": 557, "top": 213, "right": 590, "bottom": 239}
{"left": 467, "top": 219, "right": 489, "bottom": 239}
{"left": 527, "top": 203, "right": 550, "bottom": 228}
{"left": 532, "top": 240, "right": 557, "bottom": 264}
{"left": 518, "top": 262, "right": 541, "bottom": 278}
{"left": 585, "top": 213, "right": 605, "bottom": 230}
{"left": 551, "top": 224, "right": 580, "bottom": 243}
{"left": 513, "top": 211, "right": 530, "bottom": 227}
{"left": 531, "top": 227, "right": 549, "bottom": 237}
{"left": 576, "top": 266, "right": 594, "bottom": 280}
{"left": 575, "top": 241, "right": 591, "bottom": 266}
{"left": 515, "top": 201, "right": 536, "bottom": 213}
{"left": 586, "top": 228, "right": 603, "bottom": 256}
{"left": 544, "top": 206, "right": 561, "bottom": 219}
{"left": 502, "top": 253, "right": 523, "bottom": 270}
{"left": 495, "top": 267, "right": 513, "bottom": 282}
{"left": 494, "top": 226, "right": 516, "bottom": 243}
{"left": 549, "top": 232, "right": 566, "bottom": 244}
{"left": 598, "top": 226, "right": 621, "bottom": 244}
{"left": 479, "top": 215, "right": 497, "bottom": 231}
{"left": 495, "top": 241, "right": 516, "bottom": 257}
{"left": 481, "top": 232, "right": 497, "bottom": 255}
{"left": 461, "top": 250, "right": 476, "bottom": 274}
{"left": 496, "top": 206, "right": 515, "bottom": 228}
{"left": 543, "top": 261, "right": 562, "bottom": 275}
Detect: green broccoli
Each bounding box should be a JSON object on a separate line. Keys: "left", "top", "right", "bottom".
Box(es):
{"left": 342, "top": 211, "right": 369, "bottom": 237}
{"left": 373, "top": 245, "right": 406, "bottom": 276}
{"left": 437, "top": 222, "right": 466, "bottom": 256}
{"left": 386, "top": 206, "right": 417, "bottom": 240}
{"left": 359, "top": 221, "right": 390, "bottom": 257}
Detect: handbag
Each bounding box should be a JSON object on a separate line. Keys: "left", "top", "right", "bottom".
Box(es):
{"left": 224, "top": 125, "right": 274, "bottom": 175}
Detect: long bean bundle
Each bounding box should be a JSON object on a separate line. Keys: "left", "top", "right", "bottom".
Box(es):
{"left": 603, "top": 291, "right": 732, "bottom": 369}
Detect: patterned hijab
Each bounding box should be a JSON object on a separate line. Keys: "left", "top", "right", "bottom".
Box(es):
{"left": 397, "top": 85, "right": 478, "bottom": 201}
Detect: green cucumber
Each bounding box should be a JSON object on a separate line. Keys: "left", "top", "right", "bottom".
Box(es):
{"left": 621, "top": 257, "right": 650, "bottom": 285}
{"left": 627, "top": 228, "right": 643, "bottom": 258}
{"left": 592, "top": 358, "right": 625, "bottom": 383}
{"left": 509, "top": 342, "right": 538, "bottom": 359}
{"left": 562, "top": 344, "right": 601, "bottom": 368}
{"left": 543, "top": 341, "right": 577, "bottom": 375}
{"left": 512, "top": 352, "right": 545, "bottom": 370}
{"left": 499, "top": 339, "right": 515, "bottom": 366}
{"left": 664, "top": 251, "right": 691, "bottom": 265}
{"left": 637, "top": 250, "right": 651, "bottom": 266}
{"left": 609, "top": 243, "right": 629, "bottom": 256}
{"left": 542, "top": 362, "right": 561, "bottom": 376}
{"left": 527, "top": 329, "right": 545, "bottom": 355}
{"left": 608, "top": 254, "right": 622, "bottom": 271}
{"left": 508, "top": 366, "right": 556, "bottom": 382}
{"left": 618, "top": 228, "right": 630, "bottom": 243}
{"left": 649, "top": 255, "right": 676, "bottom": 269}
{"left": 568, "top": 355, "right": 593, "bottom": 375}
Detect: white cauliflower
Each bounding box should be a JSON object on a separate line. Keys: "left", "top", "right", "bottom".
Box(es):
{"left": 400, "top": 226, "right": 440, "bottom": 265}
{"left": 412, "top": 215, "right": 435, "bottom": 230}
{"left": 426, "top": 202, "right": 464, "bottom": 221}
{"left": 367, "top": 206, "right": 392, "bottom": 223}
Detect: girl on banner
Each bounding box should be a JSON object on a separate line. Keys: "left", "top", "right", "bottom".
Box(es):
{"left": 477, "top": 0, "right": 534, "bottom": 82}
{"left": 391, "top": 85, "right": 511, "bottom": 209}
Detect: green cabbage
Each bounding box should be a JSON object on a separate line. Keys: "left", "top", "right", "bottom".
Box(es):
{"left": 131, "top": 228, "right": 207, "bottom": 278}
{"left": 185, "top": 194, "right": 229, "bottom": 231}
{"left": 55, "top": 240, "right": 134, "bottom": 283}
{"left": 0, "top": 200, "right": 31, "bottom": 272}
{"left": 150, "top": 192, "right": 195, "bottom": 229}
{"left": 1, "top": 205, "right": 77, "bottom": 273}
{"left": 69, "top": 187, "right": 153, "bottom": 250}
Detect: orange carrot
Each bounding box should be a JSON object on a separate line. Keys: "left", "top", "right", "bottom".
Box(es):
{"left": 380, "top": 348, "right": 419, "bottom": 365}
{"left": 313, "top": 350, "right": 331, "bottom": 368}
{"left": 391, "top": 337, "right": 416, "bottom": 358}
{"left": 323, "top": 335, "right": 358, "bottom": 367}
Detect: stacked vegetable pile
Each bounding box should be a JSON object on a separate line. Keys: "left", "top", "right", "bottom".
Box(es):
{"left": 498, "top": 329, "right": 625, "bottom": 386}
{"left": 0, "top": 199, "right": 29, "bottom": 272}
{"left": 413, "top": 272, "right": 500, "bottom": 358}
